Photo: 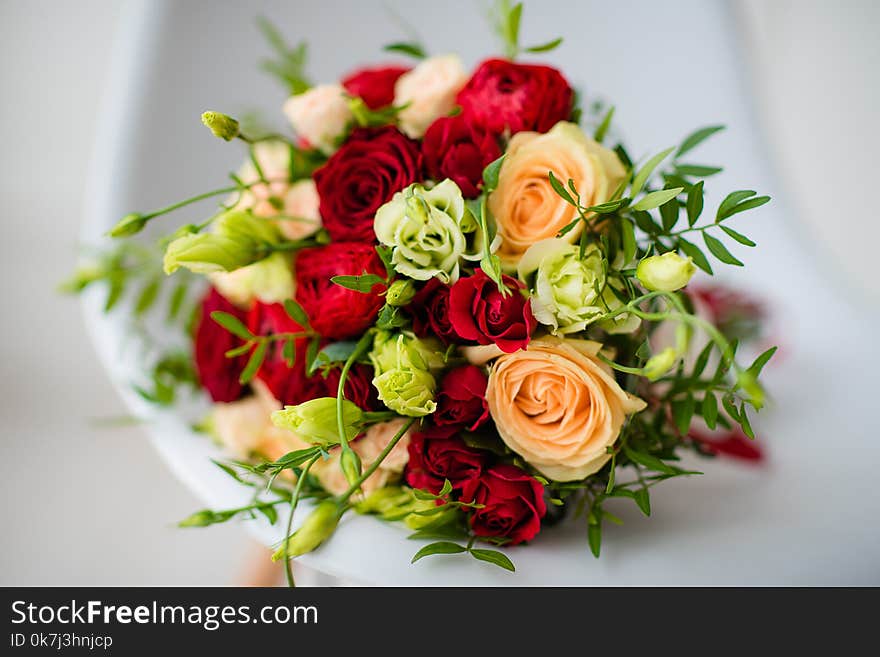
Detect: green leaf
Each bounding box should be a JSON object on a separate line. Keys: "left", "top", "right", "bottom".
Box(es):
{"left": 283, "top": 298, "right": 310, "bottom": 326}
{"left": 305, "top": 336, "right": 320, "bottom": 373}
{"left": 375, "top": 245, "right": 394, "bottom": 277}
{"left": 722, "top": 394, "right": 741, "bottom": 422}
{"left": 438, "top": 479, "right": 453, "bottom": 497}
{"left": 470, "top": 548, "right": 515, "bottom": 572}
{"left": 720, "top": 225, "right": 757, "bottom": 246}
{"left": 692, "top": 341, "right": 714, "bottom": 379}
{"left": 702, "top": 392, "right": 719, "bottom": 430}
{"left": 630, "top": 147, "right": 675, "bottom": 199}
{"left": 718, "top": 196, "right": 771, "bottom": 221}
{"left": 211, "top": 311, "right": 253, "bottom": 339}
{"left": 703, "top": 233, "right": 744, "bottom": 266}
{"left": 407, "top": 523, "right": 468, "bottom": 542}
{"left": 167, "top": 281, "right": 187, "bottom": 323}
{"left": 676, "top": 125, "right": 725, "bottom": 158}
{"left": 623, "top": 446, "right": 681, "bottom": 475}
{"left": 634, "top": 488, "right": 651, "bottom": 516}
{"left": 548, "top": 170, "right": 577, "bottom": 206}
{"left": 632, "top": 210, "right": 661, "bottom": 235}
{"left": 524, "top": 36, "right": 563, "bottom": 53}
{"left": 634, "top": 187, "right": 683, "bottom": 211}
{"left": 620, "top": 218, "right": 636, "bottom": 264}
{"left": 133, "top": 277, "right": 161, "bottom": 317}
{"left": 659, "top": 197, "right": 679, "bottom": 232}
{"left": 716, "top": 190, "right": 756, "bottom": 220}
{"left": 505, "top": 2, "right": 523, "bottom": 53}
{"left": 239, "top": 340, "right": 267, "bottom": 384}
{"left": 331, "top": 273, "right": 386, "bottom": 293}
{"left": 739, "top": 405, "right": 755, "bottom": 439}
{"left": 678, "top": 238, "right": 713, "bottom": 274}
{"left": 673, "top": 393, "right": 697, "bottom": 434}
{"left": 257, "top": 505, "right": 278, "bottom": 525}
{"left": 674, "top": 164, "right": 723, "bottom": 177}
{"left": 686, "top": 180, "right": 704, "bottom": 226}
{"left": 410, "top": 541, "right": 468, "bottom": 563}
{"left": 587, "top": 518, "right": 602, "bottom": 558}
{"left": 315, "top": 341, "right": 359, "bottom": 366}
{"left": 482, "top": 154, "right": 505, "bottom": 192}
{"left": 281, "top": 337, "right": 296, "bottom": 368}
{"left": 382, "top": 41, "right": 427, "bottom": 59}
{"left": 263, "top": 446, "right": 323, "bottom": 471}
{"left": 593, "top": 105, "right": 615, "bottom": 143}
{"left": 586, "top": 197, "right": 630, "bottom": 214}
{"left": 747, "top": 346, "right": 777, "bottom": 378}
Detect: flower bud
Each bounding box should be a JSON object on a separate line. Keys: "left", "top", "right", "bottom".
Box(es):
{"left": 201, "top": 111, "right": 240, "bottom": 141}
{"left": 636, "top": 252, "right": 696, "bottom": 292}
{"left": 271, "top": 397, "right": 364, "bottom": 446}
{"left": 385, "top": 279, "right": 416, "bottom": 307}
{"left": 271, "top": 501, "right": 340, "bottom": 561}
{"left": 373, "top": 366, "right": 437, "bottom": 417}
{"left": 163, "top": 210, "right": 279, "bottom": 275}
{"left": 339, "top": 447, "right": 362, "bottom": 487}
{"left": 108, "top": 212, "right": 148, "bottom": 238}
{"left": 642, "top": 347, "right": 678, "bottom": 381}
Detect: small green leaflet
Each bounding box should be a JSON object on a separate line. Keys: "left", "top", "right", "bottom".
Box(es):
{"left": 702, "top": 392, "right": 719, "bottom": 429}
{"left": 410, "top": 541, "right": 467, "bottom": 563}
{"left": 703, "top": 233, "right": 744, "bottom": 266}
{"left": 331, "top": 273, "right": 386, "bottom": 293}
{"left": 720, "top": 225, "right": 757, "bottom": 247}
{"left": 630, "top": 147, "right": 675, "bottom": 199}
{"left": 548, "top": 170, "right": 577, "bottom": 206}
{"left": 678, "top": 238, "right": 713, "bottom": 275}
{"left": 382, "top": 41, "right": 426, "bottom": 59}
{"left": 676, "top": 125, "right": 725, "bottom": 158}
{"left": 283, "top": 298, "right": 310, "bottom": 326}
{"left": 716, "top": 190, "right": 770, "bottom": 221}
{"left": 593, "top": 105, "right": 615, "bottom": 143}
{"left": 674, "top": 164, "right": 723, "bottom": 177}
{"left": 239, "top": 340, "right": 267, "bottom": 384}
{"left": 211, "top": 311, "right": 253, "bottom": 339}
{"left": 633, "top": 187, "right": 683, "bottom": 211}
{"left": 482, "top": 155, "right": 505, "bottom": 192}
{"left": 686, "top": 180, "right": 704, "bottom": 226}
{"left": 469, "top": 549, "right": 515, "bottom": 572}
{"left": 746, "top": 346, "right": 778, "bottom": 378}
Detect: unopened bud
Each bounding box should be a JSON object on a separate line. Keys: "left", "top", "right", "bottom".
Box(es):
{"left": 108, "top": 212, "right": 148, "bottom": 238}
{"left": 642, "top": 347, "right": 678, "bottom": 381}
{"left": 385, "top": 279, "right": 416, "bottom": 307}
{"left": 271, "top": 397, "right": 363, "bottom": 446}
{"left": 636, "top": 252, "right": 696, "bottom": 292}
{"left": 201, "top": 111, "right": 240, "bottom": 141}
{"left": 339, "top": 447, "right": 363, "bottom": 487}
{"left": 271, "top": 501, "right": 340, "bottom": 560}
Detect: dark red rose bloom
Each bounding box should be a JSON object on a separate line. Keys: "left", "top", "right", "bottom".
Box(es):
{"left": 422, "top": 115, "right": 501, "bottom": 198}
{"left": 448, "top": 269, "right": 536, "bottom": 353}
{"left": 460, "top": 464, "right": 546, "bottom": 545}
{"left": 689, "top": 428, "right": 764, "bottom": 463}
{"left": 456, "top": 58, "right": 573, "bottom": 136}
{"left": 193, "top": 288, "right": 249, "bottom": 402}
{"left": 294, "top": 242, "right": 387, "bottom": 340}
{"left": 246, "top": 301, "right": 378, "bottom": 409}
{"left": 434, "top": 366, "right": 489, "bottom": 431}
{"left": 406, "top": 277, "right": 457, "bottom": 344}
{"left": 342, "top": 65, "right": 409, "bottom": 109}
{"left": 314, "top": 126, "right": 421, "bottom": 242}
{"left": 405, "top": 426, "right": 489, "bottom": 494}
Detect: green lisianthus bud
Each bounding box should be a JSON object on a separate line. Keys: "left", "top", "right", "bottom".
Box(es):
{"left": 642, "top": 347, "right": 678, "bottom": 381}
{"left": 339, "top": 447, "right": 362, "bottom": 487}
{"left": 385, "top": 279, "right": 417, "bottom": 307}
{"left": 163, "top": 210, "right": 279, "bottom": 275}
{"left": 636, "top": 252, "right": 696, "bottom": 292}
{"left": 373, "top": 366, "right": 437, "bottom": 417}
{"left": 271, "top": 397, "right": 364, "bottom": 446}
{"left": 736, "top": 370, "right": 765, "bottom": 410}
{"left": 354, "top": 486, "right": 437, "bottom": 525}
{"left": 271, "top": 501, "right": 340, "bottom": 561}
{"left": 374, "top": 179, "right": 481, "bottom": 283}
{"left": 370, "top": 330, "right": 445, "bottom": 376}
{"left": 108, "top": 212, "right": 148, "bottom": 238}
{"left": 200, "top": 111, "right": 240, "bottom": 141}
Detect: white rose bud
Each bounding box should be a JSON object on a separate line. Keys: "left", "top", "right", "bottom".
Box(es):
{"left": 636, "top": 252, "right": 696, "bottom": 292}
{"left": 394, "top": 55, "right": 468, "bottom": 138}
{"left": 283, "top": 84, "right": 353, "bottom": 154}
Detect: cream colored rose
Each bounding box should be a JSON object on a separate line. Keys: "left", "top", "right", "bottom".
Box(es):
{"left": 394, "top": 55, "right": 468, "bottom": 138}
{"left": 283, "top": 83, "right": 353, "bottom": 154}
{"left": 208, "top": 252, "right": 294, "bottom": 308}
{"left": 311, "top": 418, "right": 413, "bottom": 496}
{"left": 489, "top": 122, "right": 626, "bottom": 264}
{"left": 486, "top": 337, "right": 645, "bottom": 481}
{"left": 277, "top": 179, "right": 322, "bottom": 240}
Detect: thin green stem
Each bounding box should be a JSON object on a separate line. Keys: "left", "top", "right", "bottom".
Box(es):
{"left": 283, "top": 454, "right": 321, "bottom": 588}
{"left": 337, "top": 417, "right": 416, "bottom": 505}
{"left": 336, "top": 333, "right": 374, "bottom": 452}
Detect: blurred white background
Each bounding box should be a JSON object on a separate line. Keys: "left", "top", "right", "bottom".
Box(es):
{"left": 0, "top": 0, "right": 877, "bottom": 585}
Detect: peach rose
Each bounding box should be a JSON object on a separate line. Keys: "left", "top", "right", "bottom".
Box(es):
{"left": 488, "top": 122, "right": 626, "bottom": 264}
{"left": 311, "top": 418, "right": 413, "bottom": 496}
{"left": 394, "top": 55, "right": 468, "bottom": 138}
{"left": 277, "top": 179, "right": 322, "bottom": 241}
{"left": 283, "top": 83, "right": 353, "bottom": 154}
{"left": 486, "top": 337, "right": 645, "bottom": 481}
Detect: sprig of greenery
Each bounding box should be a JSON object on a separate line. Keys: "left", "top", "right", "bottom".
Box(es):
{"left": 257, "top": 16, "right": 311, "bottom": 94}
{"left": 490, "top": 0, "right": 563, "bottom": 59}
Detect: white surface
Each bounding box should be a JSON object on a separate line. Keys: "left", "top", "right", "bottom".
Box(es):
{"left": 76, "top": 0, "right": 880, "bottom": 585}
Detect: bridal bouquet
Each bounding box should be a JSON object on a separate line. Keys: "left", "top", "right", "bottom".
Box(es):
{"left": 68, "top": 3, "right": 774, "bottom": 580}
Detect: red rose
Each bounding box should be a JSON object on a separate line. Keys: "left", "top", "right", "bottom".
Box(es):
{"left": 193, "top": 288, "right": 249, "bottom": 402}
{"left": 314, "top": 126, "right": 422, "bottom": 242}
{"left": 456, "top": 59, "right": 573, "bottom": 136}
{"left": 406, "top": 278, "right": 457, "bottom": 344}
{"left": 422, "top": 115, "right": 501, "bottom": 198}
{"left": 460, "top": 464, "right": 546, "bottom": 545}
{"left": 246, "top": 302, "right": 377, "bottom": 409}
{"left": 294, "top": 242, "right": 386, "bottom": 340}
{"left": 342, "top": 65, "right": 409, "bottom": 109}
{"left": 448, "top": 269, "right": 536, "bottom": 353}
{"left": 434, "top": 365, "right": 489, "bottom": 431}
{"left": 405, "top": 426, "right": 489, "bottom": 494}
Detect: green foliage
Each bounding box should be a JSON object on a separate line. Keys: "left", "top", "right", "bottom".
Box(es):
{"left": 257, "top": 17, "right": 311, "bottom": 94}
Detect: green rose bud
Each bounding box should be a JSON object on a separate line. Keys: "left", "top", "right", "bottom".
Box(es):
{"left": 163, "top": 210, "right": 279, "bottom": 275}
{"left": 643, "top": 347, "right": 678, "bottom": 381}
{"left": 374, "top": 179, "right": 481, "bottom": 283}
{"left": 518, "top": 238, "right": 607, "bottom": 334}
{"left": 373, "top": 366, "right": 437, "bottom": 417}
{"left": 200, "top": 111, "right": 240, "bottom": 141}
{"left": 271, "top": 500, "right": 340, "bottom": 561}
{"left": 270, "top": 397, "right": 364, "bottom": 446}
{"left": 108, "top": 212, "right": 148, "bottom": 238}
{"left": 385, "top": 279, "right": 417, "bottom": 307}
{"left": 636, "top": 252, "right": 696, "bottom": 292}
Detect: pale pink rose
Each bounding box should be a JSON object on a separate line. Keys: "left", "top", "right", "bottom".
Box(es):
{"left": 283, "top": 84, "right": 353, "bottom": 154}
{"left": 277, "top": 179, "right": 322, "bottom": 241}
{"left": 394, "top": 55, "right": 468, "bottom": 138}
{"left": 211, "top": 381, "right": 280, "bottom": 458}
